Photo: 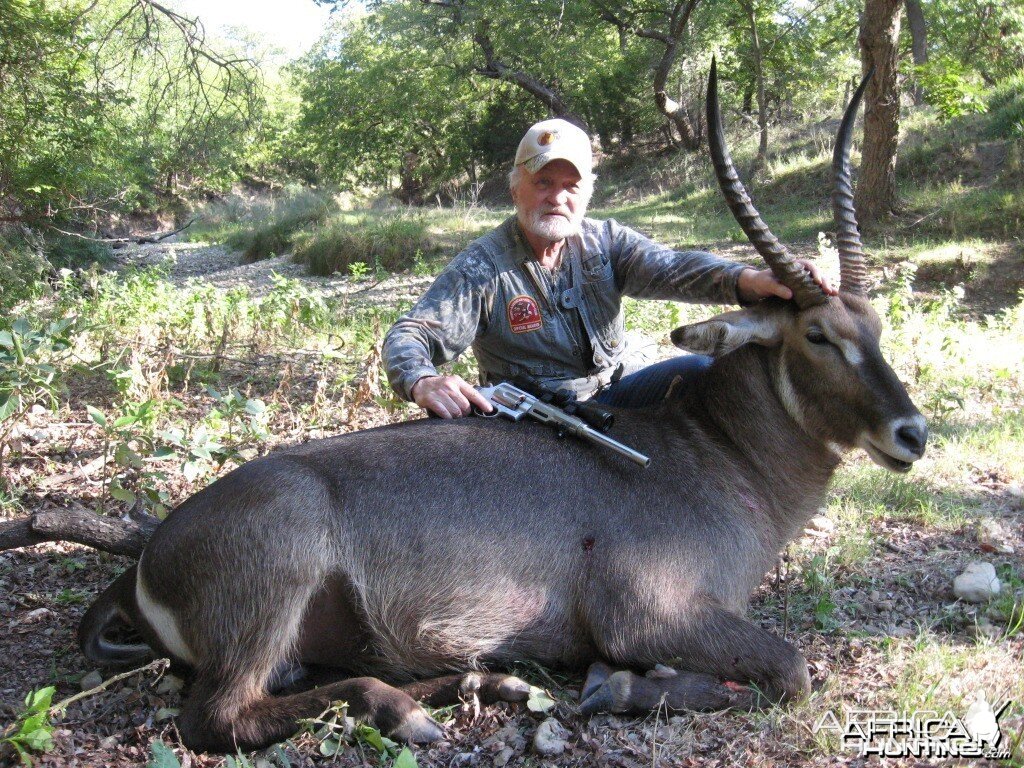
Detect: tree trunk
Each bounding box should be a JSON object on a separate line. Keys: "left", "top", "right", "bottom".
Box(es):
{"left": 856, "top": 0, "right": 903, "bottom": 226}
{"left": 588, "top": 0, "right": 703, "bottom": 152}
{"left": 742, "top": 0, "right": 769, "bottom": 179}
{"left": 650, "top": 2, "right": 704, "bottom": 153}
{"left": 904, "top": 0, "right": 928, "bottom": 106}
{"left": 652, "top": 41, "right": 701, "bottom": 151}
{"left": 398, "top": 150, "right": 425, "bottom": 205}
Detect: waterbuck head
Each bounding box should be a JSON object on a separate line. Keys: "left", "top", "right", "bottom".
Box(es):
{"left": 671, "top": 60, "right": 927, "bottom": 472}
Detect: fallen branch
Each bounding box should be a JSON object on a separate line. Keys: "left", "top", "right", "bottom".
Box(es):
{"left": 136, "top": 217, "right": 200, "bottom": 244}
{"left": 52, "top": 658, "right": 170, "bottom": 717}
{"left": 901, "top": 209, "right": 940, "bottom": 229}
{"left": 0, "top": 505, "right": 158, "bottom": 558}
{"left": 45, "top": 217, "right": 199, "bottom": 247}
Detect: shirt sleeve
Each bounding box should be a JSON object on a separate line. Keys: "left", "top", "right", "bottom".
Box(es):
{"left": 382, "top": 252, "right": 496, "bottom": 401}
{"left": 605, "top": 219, "right": 748, "bottom": 304}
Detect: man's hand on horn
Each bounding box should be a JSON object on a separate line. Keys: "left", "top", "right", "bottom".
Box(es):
{"left": 737, "top": 259, "right": 837, "bottom": 303}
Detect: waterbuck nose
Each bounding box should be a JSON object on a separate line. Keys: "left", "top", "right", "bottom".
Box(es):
{"left": 895, "top": 419, "right": 927, "bottom": 457}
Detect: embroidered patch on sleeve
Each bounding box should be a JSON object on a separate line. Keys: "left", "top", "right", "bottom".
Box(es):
{"left": 507, "top": 295, "right": 542, "bottom": 333}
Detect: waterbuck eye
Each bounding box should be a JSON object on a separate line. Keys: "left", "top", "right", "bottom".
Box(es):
{"left": 806, "top": 328, "right": 828, "bottom": 345}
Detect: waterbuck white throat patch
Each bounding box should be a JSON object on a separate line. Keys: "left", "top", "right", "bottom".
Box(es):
{"left": 136, "top": 566, "right": 196, "bottom": 666}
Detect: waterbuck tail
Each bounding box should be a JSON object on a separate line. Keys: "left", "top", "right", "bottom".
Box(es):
{"left": 79, "top": 566, "right": 152, "bottom": 665}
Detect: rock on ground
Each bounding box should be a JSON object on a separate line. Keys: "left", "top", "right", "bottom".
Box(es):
{"left": 533, "top": 717, "right": 570, "bottom": 756}
{"left": 953, "top": 561, "right": 1001, "bottom": 603}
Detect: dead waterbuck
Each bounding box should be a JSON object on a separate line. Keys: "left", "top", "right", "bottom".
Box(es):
{"left": 79, "top": 62, "right": 927, "bottom": 753}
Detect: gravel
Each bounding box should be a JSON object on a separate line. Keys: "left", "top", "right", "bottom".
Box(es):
{"left": 112, "top": 239, "right": 434, "bottom": 307}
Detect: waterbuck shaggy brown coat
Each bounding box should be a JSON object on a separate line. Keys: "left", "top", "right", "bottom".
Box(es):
{"left": 79, "top": 65, "right": 927, "bottom": 753}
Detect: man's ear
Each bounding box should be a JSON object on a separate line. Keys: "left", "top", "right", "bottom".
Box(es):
{"left": 670, "top": 304, "right": 788, "bottom": 357}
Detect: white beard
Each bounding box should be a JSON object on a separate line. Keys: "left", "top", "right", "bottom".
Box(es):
{"left": 517, "top": 206, "right": 585, "bottom": 242}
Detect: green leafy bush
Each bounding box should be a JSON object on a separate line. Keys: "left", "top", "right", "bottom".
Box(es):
{"left": 913, "top": 57, "right": 988, "bottom": 121}
{"left": 44, "top": 233, "right": 112, "bottom": 271}
{"left": 293, "top": 214, "right": 438, "bottom": 277}
{"left": 0, "top": 315, "right": 76, "bottom": 477}
{"left": 0, "top": 686, "right": 56, "bottom": 763}
{"left": 0, "top": 232, "right": 49, "bottom": 311}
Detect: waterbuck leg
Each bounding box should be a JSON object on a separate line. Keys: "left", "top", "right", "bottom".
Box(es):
{"left": 662, "top": 604, "right": 812, "bottom": 704}
{"left": 586, "top": 599, "right": 810, "bottom": 715}
{"left": 179, "top": 672, "right": 444, "bottom": 753}
{"left": 400, "top": 672, "right": 531, "bottom": 708}
{"left": 579, "top": 669, "right": 751, "bottom": 714}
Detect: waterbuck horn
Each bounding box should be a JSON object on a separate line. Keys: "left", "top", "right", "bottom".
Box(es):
{"left": 706, "top": 57, "right": 827, "bottom": 309}
{"left": 832, "top": 69, "right": 873, "bottom": 295}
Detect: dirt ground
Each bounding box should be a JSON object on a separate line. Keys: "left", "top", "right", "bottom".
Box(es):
{"left": 1, "top": 241, "right": 1022, "bottom": 767}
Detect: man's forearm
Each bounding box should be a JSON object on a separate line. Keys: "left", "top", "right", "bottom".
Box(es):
{"left": 609, "top": 220, "right": 748, "bottom": 305}
{"left": 382, "top": 323, "right": 441, "bottom": 402}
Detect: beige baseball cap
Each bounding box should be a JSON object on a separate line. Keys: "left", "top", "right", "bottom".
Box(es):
{"left": 514, "top": 118, "right": 593, "bottom": 176}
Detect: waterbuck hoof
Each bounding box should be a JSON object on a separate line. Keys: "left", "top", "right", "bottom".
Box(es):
{"left": 579, "top": 670, "right": 633, "bottom": 714}
{"left": 495, "top": 675, "right": 531, "bottom": 702}
{"left": 580, "top": 661, "right": 614, "bottom": 703}
{"left": 748, "top": 658, "right": 812, "bottom": 708}
{"left": 389, "top": 709, "right": 445, "bottom": 744}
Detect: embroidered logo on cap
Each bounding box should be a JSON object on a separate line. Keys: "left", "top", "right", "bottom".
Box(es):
{"left": 538, "top": 130, "right": 558, "bottom": 146}
{"left": 507, "top": 295, "right": 542, "bottom": 333}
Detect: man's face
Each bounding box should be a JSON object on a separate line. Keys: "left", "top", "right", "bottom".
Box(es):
{"left": 512, "top": 159, "right": 591, "bottom": 243}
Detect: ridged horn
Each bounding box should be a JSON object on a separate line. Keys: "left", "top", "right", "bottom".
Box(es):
{"left": 706, "top": 57, "right": 827, "bottom": 309}
{"left": 832, "top": 69, "right": 873, "bottom": 295}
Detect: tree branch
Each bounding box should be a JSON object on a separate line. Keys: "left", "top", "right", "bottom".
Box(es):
{"left": 0, "top": 506, "right": 159, "bottom": 558}
{"left": 472, "top": 21, "right": 587, "bottom": 128}
{"left": 45, "top": 217, "right": 199, "bottom": 246}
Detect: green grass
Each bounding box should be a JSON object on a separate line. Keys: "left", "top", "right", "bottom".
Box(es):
{"left": 185, "top": 186, "right": 339, "bottom": 261}
{"left": 830, "top": 466, "right": 970, "bottom": 528}
{"left": 991, "top": 563, "right": 1024, "bottom": 639}
{"left": 292, "top": 212, "right": 441, "bottom": 277}
{"left": 985, "top": 71, "right": 1024, "bottom": 139}
{"left": 900, "top": 181, "right": 1024, "bottom": 240}
{"left": 887, "top": 635, "right": 1023, "bottom": 714}
{"left": 230, "top": 202, "right": 336, "bottom": 263}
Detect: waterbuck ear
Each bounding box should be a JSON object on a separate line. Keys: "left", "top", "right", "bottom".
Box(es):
{"left": 670, "top": 306, "right": 786, "bottom": 357}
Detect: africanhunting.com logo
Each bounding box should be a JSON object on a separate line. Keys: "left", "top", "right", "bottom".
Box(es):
{"left": 813, "top": 692, "right": 1014, "bottom": 759}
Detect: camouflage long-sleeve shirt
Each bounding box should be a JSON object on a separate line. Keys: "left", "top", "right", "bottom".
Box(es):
{"left": 383, "top": 215, "right": 748, "bottom": 401}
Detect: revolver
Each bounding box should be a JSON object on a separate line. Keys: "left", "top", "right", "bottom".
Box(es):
{"left": 476, "top": 382, "right": 650, "bottom": 468}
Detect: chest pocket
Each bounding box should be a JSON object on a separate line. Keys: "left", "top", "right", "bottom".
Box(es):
{"left": 580, "top": 250, "right": 613, "bottom": 283}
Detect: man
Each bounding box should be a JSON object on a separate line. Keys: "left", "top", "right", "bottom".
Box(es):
{"left": 383, "top": 118, "right": 834, "bottom": 418}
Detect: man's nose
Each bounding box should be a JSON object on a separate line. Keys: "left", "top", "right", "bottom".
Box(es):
{"left": 549, "top": 187, "right": 570, "bottom": 206}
